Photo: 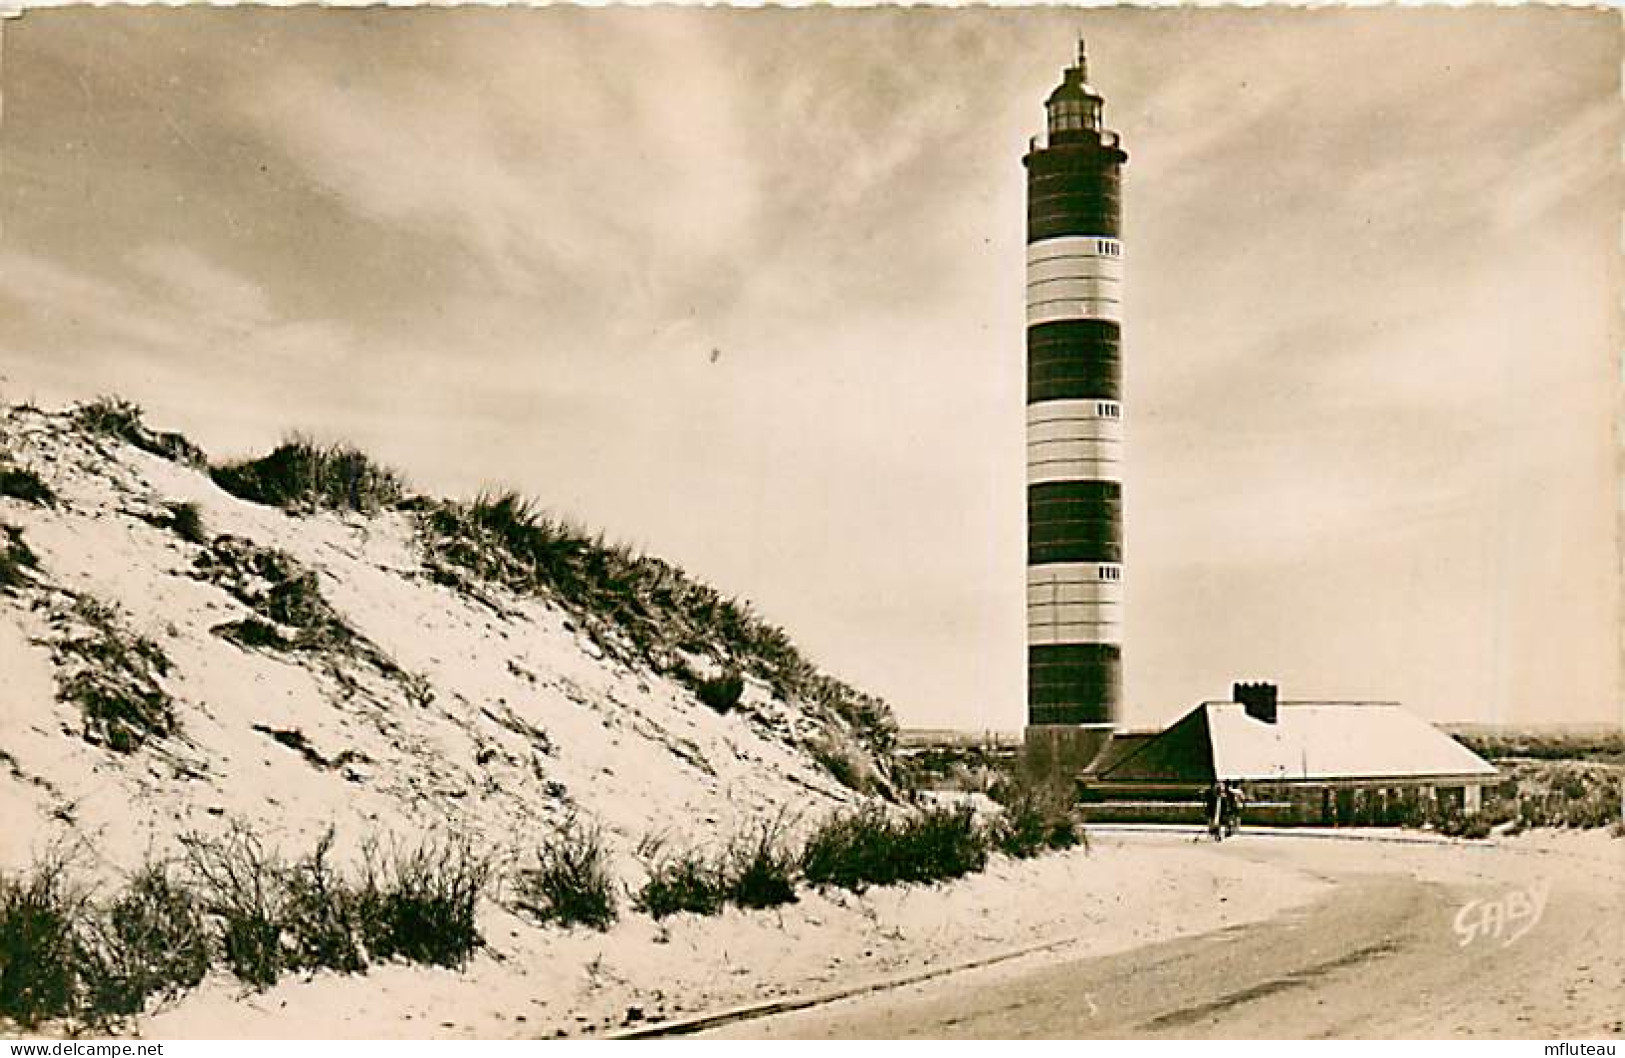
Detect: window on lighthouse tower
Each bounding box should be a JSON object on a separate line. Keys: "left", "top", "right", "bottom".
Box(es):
{"left": 1047, "top": 97, "right": 1103, "bottom": 135}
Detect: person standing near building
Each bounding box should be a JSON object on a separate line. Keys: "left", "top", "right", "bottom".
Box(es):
{"left": 1222, "top": 782, "right": 1247, "bottom": 836}
{"left": 1205, "top": 782, "right": 1224, "bottom": 840}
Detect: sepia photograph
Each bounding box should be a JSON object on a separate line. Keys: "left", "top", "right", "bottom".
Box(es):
{"left": 0, "top": 2, "right": 1619, "bottom": 1044}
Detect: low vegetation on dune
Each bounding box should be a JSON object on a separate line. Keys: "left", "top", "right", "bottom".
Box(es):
{"left": 801, "top": 804, "right": 986, "bottom": 892}
{"left": 0, "top": 784, "right": 1088, "bottom": 1030}
{"left": 691, "top": 668, "right": 745, "bottom": 714}
{"left": 196, "top": 534, "right": 367, "bottom": 656}
{"left": 521, "top": 814, "right": 803, "bottom": 930}
{"left": 988, "top": 777, "right": 1087, "bottom": 858}
{"left": 191, "top": 534, "right": 428, "bottom": 706}
{"left": 1450, "top": 726, "right": 1625, "bottom": 766}
{"left": 74, "top": 398, "right": 207, "bottom": 469}
{"left": 162, "top": 501, "right": 208, "bottom": 546}
{"left": 197, "top": 427, "right": 896, "bottom": 776}
{"left": 801, "top": 777, "right": 1083, "bottom": 894}
{"left": 2, "top": 401, "right": 1092, "bottom": 1032}
{"left": 629, "top": 818, "right": 802, "bottom": 922}
{"left": 0, "top": 524, "right": 39, "bottom": 591}
{"left": 416, "top": 490, "right": 897, "bottom": 770}
{"left": 0, "top": 828, "right": 492, "bottom": 1030}
{"left": 0, "top": 850, "right": 213, "bottom": 1030}
{"left": 211, "top": 437, "right": 405, "bottom": 515}
{"left": 0, "top": 851, "right": 103, "bottom": 1029}
{"left": 1429, "top": 728, "right": 1624, "bottom": 837}
{"left": 0, "top": 458, "right": 55, "bottom": 508}
{"left": 90, "top": 860, "right": 213, "bottom": 1019}
{"left": 892, "top": 738, "right": 1016, "bottom": 795}
{"left": 633, "top": 844, "right": 728, "bottom": 921}
{"left": 1479, "top": 760, "right": 1623, "bottom": 834}
{"left": 44, "top": 595, "right": 179, "bottom": 754}
{"left": 515, "top": 816, "right": 620, "bottom": 931}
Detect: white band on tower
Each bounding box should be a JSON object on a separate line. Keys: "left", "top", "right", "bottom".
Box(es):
{"left": 1027, "top": 562, "right": 1123, "bottom": 646}
{"left": 1025, "top": 237, "right": 1123, "bottom": 325}
{"left": 1025, "top": 399, "right": 1123, "bottom": 485}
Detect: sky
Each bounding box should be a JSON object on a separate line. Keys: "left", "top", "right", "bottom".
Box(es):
{"left": 0, "top": 7, "right": 1618, "bottom": 731}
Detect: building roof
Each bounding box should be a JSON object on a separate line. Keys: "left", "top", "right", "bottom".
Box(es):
{"left": 1097, "top": 700, "right": 1498, "bottom": 784}
{"left": 1084, "top": 729, "right": 1160, "bottom": 775}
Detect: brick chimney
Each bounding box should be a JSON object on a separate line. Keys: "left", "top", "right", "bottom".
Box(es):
{"left": 1234, "top": 681, "right": 1278, "bottom": 724}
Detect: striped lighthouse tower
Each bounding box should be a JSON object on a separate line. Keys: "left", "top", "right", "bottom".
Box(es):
{"left": 1022, "top": 40, "right": 1127, "bottom": 772}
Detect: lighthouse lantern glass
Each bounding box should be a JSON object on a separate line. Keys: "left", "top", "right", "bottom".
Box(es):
{"left": 1046, "top": 98, "right": 1103, "bottom": 136}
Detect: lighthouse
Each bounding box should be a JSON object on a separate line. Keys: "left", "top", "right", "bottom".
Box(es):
{"left": 1023, "top": 40, "right": 1127, "bottom": 772}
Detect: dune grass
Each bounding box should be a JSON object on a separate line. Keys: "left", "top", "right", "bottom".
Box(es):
{"left": 515, "top": 816, "right": 619, "bottom": 931}
{"left": 62, "top": 405, "right": 899, "bottom": 770}
{"left": 419, "top": 489, "right": 897, "bottom": 764}
{"left": 800, "top": 803, "right": 988, "bottom": 893}
{"left": 0, "top": 524, "right": 39, "bottom": 591}
{"left": 1482, "top": 761, "right": 1623, "bottom": 832}
{"left": 74, "top": 397, "right": 207, "bottom": 468}
{"left": 357, "top": 835, "right": 491, "bottom": 968}
{"left": 634, "top": 844, "right": 728, "bottom": 921}
{"left": 0, "top": 460, "right": 54, "bottom": 508}
{"left": 164, "top": 501, "right": 208, "bottom": 546}
{"left": 989, "top": 776, "right": 1085, "bottom": 858}
{"left": 211, "top": 437, "right": 404, "bottom": 514}
{"left": 0, "top": 850, "right": 96, "bottom": 1027}
{"left": 177, "top": 824, "right": 493, "bottom": 988}
{"left": 47, "top": 595, "right": 178, "bottom": 754}
{"left": 719, "top": 818, "right": 799, "bottom": 910}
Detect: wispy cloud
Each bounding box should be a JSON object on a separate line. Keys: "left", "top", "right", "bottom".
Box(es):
{"left": 0, "top": 7, "right": 1615, "bottom": 726}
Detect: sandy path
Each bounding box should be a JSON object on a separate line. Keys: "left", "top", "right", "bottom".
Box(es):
{"left": 704, "top": 830, "right": 1624, "bottom": 1040}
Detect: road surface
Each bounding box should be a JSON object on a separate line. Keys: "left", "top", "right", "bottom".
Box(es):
{"left": 704, "top": 832, "right": 1624, "bottom": 1039}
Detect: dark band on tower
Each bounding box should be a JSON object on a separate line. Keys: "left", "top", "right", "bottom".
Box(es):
{"left": 1023, "top": 41, "right": 1127, "bottom": 751}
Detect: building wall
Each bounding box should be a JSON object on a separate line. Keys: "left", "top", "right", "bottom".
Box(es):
{"left": 1081, "top": 778, "right": 1493, "bottom": 825}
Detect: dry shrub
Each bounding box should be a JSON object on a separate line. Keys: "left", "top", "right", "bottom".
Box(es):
{"left": 634, "top": 843, "right": 726, "bottom": 920}
{"left": 88, "top": 860, "right": 211, "bottom": 1019}
{"left": 358, "top": 834, "right": 491, "bottom": 968}
{"left": 515, "top": 816, "right": 618, "bottom": 931}
{"left": 0, "top": 851, "right": 95, "bottom": 1027}
{"left": 990, "top": 776, "right": 1084, "bottom": 858}
{"left": 180, "top": 826, "right": 286, "bottom": 987}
